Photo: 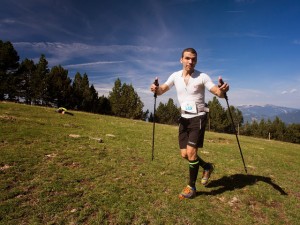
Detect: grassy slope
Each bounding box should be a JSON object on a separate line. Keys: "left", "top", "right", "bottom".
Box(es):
{"left": 0, "top": 102, "right": 299, "bottom": 225}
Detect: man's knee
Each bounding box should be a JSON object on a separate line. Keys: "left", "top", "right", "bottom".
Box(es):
{"left": 180, "top": 149, "right": 188, "bottom": 159}
{"left": 181, "top": 154, "right": 188, "bottom": 159}
{"left": 186, "top": 146, "right": 198, "bottom": 161}
{"left": 181, "top": 146, "right": 198, "bottom": 160}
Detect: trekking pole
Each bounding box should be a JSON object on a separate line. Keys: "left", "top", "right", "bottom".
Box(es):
{"left": 152, "top": 77, "right": 159, "bottom": 161}
{"left": 219, "top": 77, "right": 248, "bottom": 173}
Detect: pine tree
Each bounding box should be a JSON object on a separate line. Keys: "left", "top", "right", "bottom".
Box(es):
{"left": 225, "top": 105, "right": 244, "bottom": 133}
{"left": 89, "top": 84, "right": 100, "bottom": 113}
{"left": 45, "top": 65, "right": 72, "bottom": 107}
{"left": 109, "top": 78, "right": 144, "bottom": 119}
{"left": 241, "top": 121, "right": 252, "bottom": 136}
{"left": 284, "top": 124, "right": 300, "bottom": 143}
{"left": 31, "top": 55, "right": 49, "bottom": 105}
{"left": 17, "top": 58, "right": 36, "bottom": 104}
{"left": 271, "top": 117, "right": 286, "bottom": 141}
{"left": 71, "top": 72, "right": 83, "bottom": 109}
{"left": 155, "top": 98, "right": 180, "bottom": 125}
{"left": 0, "top": 40, "right": 20, "bottom": 100}
{"left": 148, "top": 112, "right": 154, "bottom": 122}
{"left": 258, "top": 119, "right": 271, "bottom": 138}
{"left": 109, "top": 78, "right": 122, "bottom": 116}
{"left": 81, "top": 73, "right": 92, "bottom": 111}
{"left": 208, "top": 96, "right": 227, "bottom": 132}
{"left": 251, "top": 120, "right": 260, "bottom": 137}
{"left": 98, "top": 95, "right": 111, "bottom": 115}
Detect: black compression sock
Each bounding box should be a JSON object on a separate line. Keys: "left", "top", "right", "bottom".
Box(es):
{"left": 188, "top": 158, "right": 200, "bottom": 188}
{"left": 198, "top": 157, "right": 207, "bottom": 168}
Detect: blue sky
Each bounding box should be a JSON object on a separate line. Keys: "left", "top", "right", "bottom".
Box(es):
{"left": 1, "top": 0, "right": 300, "bottom": 111}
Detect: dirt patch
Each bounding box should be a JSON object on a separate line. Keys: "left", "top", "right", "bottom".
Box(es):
{"left": 69, "top": 134, "right": 81, "bottom": 138}
{"left": 63, "top": 123, "right": 79, "bottom": 128}
{"left": 45, "top": 153, "right": 58, "bottom": 159}
{"left": 0, "top": 115, "right": 17, "bottom": 121}
{"left": 206, "top": 137, "right": 230, "bottom": 144}
{"left": 62, "top": 161, "right": 81, "bottom": 168}
{"left": 0, "top": 164, "right": 11, "bottom": 171}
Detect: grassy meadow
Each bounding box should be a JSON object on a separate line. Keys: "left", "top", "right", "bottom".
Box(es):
{"left": 0, "top": 102, "right": 299, "bottom": 225}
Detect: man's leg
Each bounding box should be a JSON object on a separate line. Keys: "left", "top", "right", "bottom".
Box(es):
{"left": 186, "top": 146, "right": 200, "bottom": 189}
{"left": 192, "top": 114, "right": 214, "bottom": 185}
{"left": 179, "top": 146, "right": 204, "bottom": 199}
{"left": 179, "top": 116, "right": 208, "bottom": 199}
{"left": 185, "top": 146, "right": 209, "bottom": 188}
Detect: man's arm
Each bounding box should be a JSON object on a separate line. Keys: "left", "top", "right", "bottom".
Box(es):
{"left": 150, "top": 83, "right": 169, "bottom": 96}
{"left": 209, "top": 82, "right": 229, "bottom": 98}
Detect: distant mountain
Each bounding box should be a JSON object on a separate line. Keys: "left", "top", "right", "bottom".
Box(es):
{"left": 236, "top": 104, "right": 300, "bottom": 124}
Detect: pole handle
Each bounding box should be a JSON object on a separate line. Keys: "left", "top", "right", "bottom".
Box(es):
{"left": 218, "top": 76, "right": 228, "bottom": 100}
{"left": 153, "top": 77, "right": 159, "bottom": 98}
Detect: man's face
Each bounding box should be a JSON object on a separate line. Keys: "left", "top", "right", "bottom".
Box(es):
{"left": 180, "top": 51, "right": 197, "bottom": 73}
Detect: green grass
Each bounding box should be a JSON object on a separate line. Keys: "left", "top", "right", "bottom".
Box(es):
{"left": 0, "top": 101, "right": 299, "bottom": 225}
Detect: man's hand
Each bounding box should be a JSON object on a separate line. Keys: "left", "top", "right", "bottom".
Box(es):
{"left": 218, "top": 76, "right": 229, "bottom": 93}
{"left": 150, "top": 80, "right": 170, "bottom": 96}
{"left": 150, "top": 84, "right": 159, "bottom": 93}
{"left": 150, "top": 77, "right": 159, "bottom": 96}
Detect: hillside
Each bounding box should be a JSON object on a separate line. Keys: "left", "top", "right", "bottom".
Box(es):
{"left": 1, "top": 102, "right": 299, "bottom": 224}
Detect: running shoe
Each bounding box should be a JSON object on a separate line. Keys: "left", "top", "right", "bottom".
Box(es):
{"left": 201, "top": 163, "right": 214, "bottom": 186}
{"left": 178, "top": 185, "right": 196, "bottom": 199}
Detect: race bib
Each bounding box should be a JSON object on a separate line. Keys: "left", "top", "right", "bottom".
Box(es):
{"left": 181, "top": 101, "right": 197, "bottom": 113}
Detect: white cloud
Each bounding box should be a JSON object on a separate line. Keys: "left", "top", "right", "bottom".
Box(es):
{"left": 64, "top": 61, "right": 126, "bottom": 68}
{"left": 0, "top": 18, "right": 15, "bottom": 24}
{"left": 281, "top": 88, "right": 298, "bottom": 95}
{"left": 13, "top": 42, "right": 162, "bottom": 58}
{"left": 12, "top": 42, "right": 170, "bottom": 68}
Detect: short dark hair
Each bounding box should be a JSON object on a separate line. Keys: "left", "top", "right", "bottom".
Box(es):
{"left": 181, "top": 48, "right": 197, "bottom": 58}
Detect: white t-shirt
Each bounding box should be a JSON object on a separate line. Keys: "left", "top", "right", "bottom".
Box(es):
{"left": 164, "top": 69, "right": 215, "bottom": 118}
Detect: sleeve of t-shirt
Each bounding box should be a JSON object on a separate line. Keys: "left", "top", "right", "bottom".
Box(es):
{"left": 202, "top": 73, "right": 215, "bottom": 91}
{"left": 164, "top": 72, "right": 176, "bottom": 88}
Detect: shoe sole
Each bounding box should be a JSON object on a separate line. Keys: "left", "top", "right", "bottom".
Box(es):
{"left": 178, "top": 193, "right": 196, "bottom": 200}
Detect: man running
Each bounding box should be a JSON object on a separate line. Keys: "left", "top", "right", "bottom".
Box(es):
{"left": 150, "top": 48, "right": 229, "bottom": 199}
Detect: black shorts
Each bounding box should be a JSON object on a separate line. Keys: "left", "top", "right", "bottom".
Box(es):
{"left": 178, "top": 114, "right": 207, "bottom": 149}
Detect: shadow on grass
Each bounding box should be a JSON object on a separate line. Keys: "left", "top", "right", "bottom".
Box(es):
{"left": 197, "top": 174, "right": 288, "bottom": 196}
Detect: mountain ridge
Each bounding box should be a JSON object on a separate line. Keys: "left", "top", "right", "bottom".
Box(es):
{"left": 236, "top": 104, "right": 300, "bottom": 124}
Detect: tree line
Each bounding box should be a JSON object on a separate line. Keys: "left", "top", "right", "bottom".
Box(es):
{"left": 1, "top": 40, "right": 299, "bottom": 143}
{"left": 0, "top": 40, "right": 146, "bottom": 119}
{"left": 150, "top": 96, "right": 244, "bottom": 131}
{"left": 152, "top": 96, "right": 300, "bottom": 144}
{"left": 241, "top": 117, "right": 300, "bottom": 143}
{"left": 207, "top": 97, "right": 300, "bottom": 143}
